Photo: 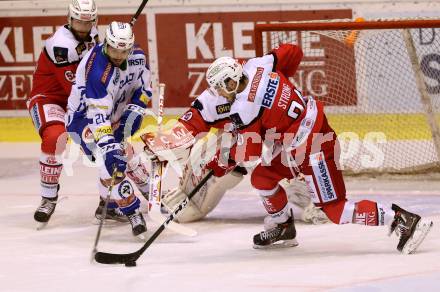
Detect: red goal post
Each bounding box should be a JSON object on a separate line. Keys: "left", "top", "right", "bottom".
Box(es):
{"left": 254, "top": 19, "right": 440, "bottom": 175}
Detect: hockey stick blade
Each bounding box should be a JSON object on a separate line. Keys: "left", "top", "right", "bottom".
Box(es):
{"left": 94, "top": 171, "right": 213, "bottom": 265}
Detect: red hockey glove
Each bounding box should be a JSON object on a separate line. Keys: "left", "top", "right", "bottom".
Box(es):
{"left": 206, "top": 149, "right": 236, "bottom": 177}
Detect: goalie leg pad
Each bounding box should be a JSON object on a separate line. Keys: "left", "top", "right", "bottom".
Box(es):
{"left": 126, "top": 155, "right": 150, "bottom": 196}
{"left": 162, "top": 170, "right": 244, "bottom": 223}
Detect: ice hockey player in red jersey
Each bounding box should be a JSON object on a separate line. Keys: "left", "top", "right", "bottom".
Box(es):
{"left": 203, "top": 43, "right": 433, "bottom": 253}
{"left": 27, "top": 0, "right": 99, "bottom": 228}
{"left": 142, "top": 87, "right": 328, "bottom": 225}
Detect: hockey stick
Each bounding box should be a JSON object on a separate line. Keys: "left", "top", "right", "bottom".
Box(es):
{"left": 91, "top": 166, "right": 119, "bottom": 262}
{"left": 148, "top": 83, "right": 197, "bottom": 236}
{"left": 130, "top": 0, "right": 150, "bottom": 26}
{"left": 94, "top": 170, "right": 214, "bottom": 265}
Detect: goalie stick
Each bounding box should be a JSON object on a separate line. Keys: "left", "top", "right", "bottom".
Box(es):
{"left": 147, "top": 83, "right": 197, "bottom": 237}
{"left": 94, "top": 170, "right": 214, "bottom": 265}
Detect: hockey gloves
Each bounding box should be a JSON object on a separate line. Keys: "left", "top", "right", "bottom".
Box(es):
{"left": 99, "top": 140, "right": 127, "bottom": 178}
{"left": 206, "top": 148, "right": 236, "bottom": 177}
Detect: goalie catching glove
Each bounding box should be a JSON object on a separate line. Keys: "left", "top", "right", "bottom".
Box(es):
{"left": 141, "top": 122, "right": 195, "bottom": 165}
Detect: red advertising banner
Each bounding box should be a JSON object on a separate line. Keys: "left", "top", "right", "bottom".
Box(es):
{"left": 0, "top": 9, "right": 353, "bottom": 111}
{"left": 0, "top": 14, "right": 147, "bottom": 110}
{"left": 155, "top": 9, "right": 353, "bottom": 107}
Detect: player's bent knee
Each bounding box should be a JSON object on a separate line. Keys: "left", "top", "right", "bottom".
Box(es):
{"left": 250, "top": 168, "right": 278, "bottom": 190}
{"left": 41, "top": 123, "right": 68, "bottom": 155}
{"left": 321, "top": 200, "right": 349, "bottom": 224}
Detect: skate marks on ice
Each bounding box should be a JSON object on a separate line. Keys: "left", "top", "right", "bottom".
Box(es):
{"left": 0, "top": 158, "right": 37, "bottom": 178}
{"left": 0, "top": 189, "right": 438, "bottom": 290}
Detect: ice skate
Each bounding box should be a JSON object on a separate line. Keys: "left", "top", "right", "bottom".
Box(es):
{"left": 95, "top": 198, "right": 128, "bottom": 223}
{"left": 127, "top": 210, "right": 147, "bottom": 239}
{"left": 34, "top": 195, "right": 58, "bottom": 230}
{"left": 253, "top": 212, "right": 298, "bottom": 249}
{"left": 389, "top": 204, "right": 433, "bottom": 254}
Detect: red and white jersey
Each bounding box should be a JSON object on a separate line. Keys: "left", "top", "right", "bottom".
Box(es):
{"left": 29, "top": 25, "right": 99, "bottom": 108}
{"left": 178, "top": 89, "right": 233, "bottom": 138}
{"left": 228, "top": 44, "right": 326, "bottom": 162}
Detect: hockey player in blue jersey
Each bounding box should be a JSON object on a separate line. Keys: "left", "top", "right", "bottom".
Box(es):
{"left": 66, "top": 22, "right": 152, "bottom": 236}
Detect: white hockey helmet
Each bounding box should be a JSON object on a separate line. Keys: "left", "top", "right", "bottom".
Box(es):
{"left": 105, "top": 21, "right": 135, "bottom": 50}
{"left": 68, "top": 0, "right": 97, "bottom": 23}
{"left": 206, "top": 57, "right": 243, "bottom": 95}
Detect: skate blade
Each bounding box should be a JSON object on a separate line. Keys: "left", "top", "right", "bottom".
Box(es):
{"left": 36, "top": 222, "right": 48, "bottom": 230}
{"left": 253, "top": 239, "right": 299, "bottom": 250}
{"left": 94, "top": 216, "right": 129, "bottom": 224}
{"left": 92, "top": 218, "right": 128, "bottom": 226}
{"left": 402, "top": 220, "right": 433, "bottom": 254}
{"left": 136, "top": 233, "right": 147, "bottom": 241}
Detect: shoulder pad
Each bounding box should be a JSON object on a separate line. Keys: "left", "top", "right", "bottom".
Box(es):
{"left": 229, "top": 97, "right": 262, "bottom": 129}
{"left": 128, "top": 49, "right": 147, "bottom": 68}
{"left": 243, "top": 54, "right": 274, "bottom": 72}
{"left": 45, "top": 26, "right": 80, "bottom": 65}
{"left": 85, "top": 47, "right": 115, "bottom": 90}
{"left": 191, "top": 99, "right": 203, "bottom": 111}
{"left": 131, "top": 44, "right": 146, "bottom": 56}
{"left": 192, "top": 90, "right": 231, "bottom": 123}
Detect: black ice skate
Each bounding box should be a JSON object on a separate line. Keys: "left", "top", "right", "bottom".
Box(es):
{"left": 127, "top": 210, "right": 147, "bottom": 238}
{"left": 34, "top": 195, "right": 58, "bottom": 230}
{"left": 390, "top": 204, "right": 433, "bottom": 254}
{"left": 95, "top": 198, "right": 128, "bottom": 223}
{"left": 253, "top": 213, "right": 298, "bottom": 249}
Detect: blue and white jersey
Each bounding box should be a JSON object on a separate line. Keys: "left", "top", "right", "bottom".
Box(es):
{"left": 67, "top": 43, "right": 152, "bottom": 144}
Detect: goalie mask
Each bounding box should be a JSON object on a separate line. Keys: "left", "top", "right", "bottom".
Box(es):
{"left": 206, "top": 57, "right": 243, "bottom": 96}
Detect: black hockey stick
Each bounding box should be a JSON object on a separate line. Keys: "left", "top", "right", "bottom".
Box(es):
{"left": 90, "top": 166, "right": 119, "bottom": 261}
{"left": 94, "top": 170, "right": 214, "bottom": 265}
{"left": 130, "top": 0, "right": 150, "bottom": 26}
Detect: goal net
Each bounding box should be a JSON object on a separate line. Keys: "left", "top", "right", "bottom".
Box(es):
{"left": 254, "top": 19, "right": 440, "bottom": 175}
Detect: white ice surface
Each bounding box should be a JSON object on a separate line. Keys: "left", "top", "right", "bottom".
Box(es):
{"left": 0, "top": 143, "right": 439, "bottom": 292}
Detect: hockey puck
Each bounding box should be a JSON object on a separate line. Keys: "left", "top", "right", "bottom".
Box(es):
{"left": 125, "top": 261, "right": 137, "bottom": 267}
